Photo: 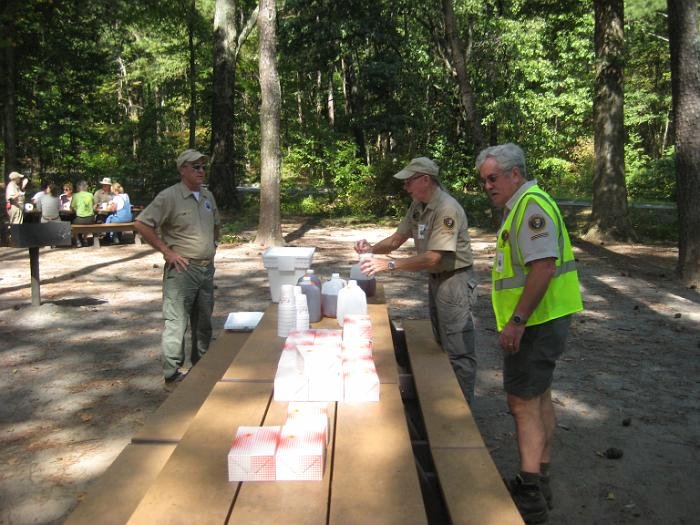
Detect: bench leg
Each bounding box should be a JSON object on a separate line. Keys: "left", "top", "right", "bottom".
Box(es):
{"left": 93, "top": 234, "right": 101, "bottom": 248}
{"left": 134, "top": 233, "right": 142, "bottom": 246}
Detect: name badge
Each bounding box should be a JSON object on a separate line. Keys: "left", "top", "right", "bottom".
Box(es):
{"left": 418, "top": 224, "right": 426, "bottom": 240}
{"left": 496, "top": 251, "right": 504, "bottom": 273}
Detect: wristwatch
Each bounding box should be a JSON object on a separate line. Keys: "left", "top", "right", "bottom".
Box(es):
{"left": 511, "top": 314, "right": 527, "bottom": 325}
{"left": 388, "top": 259, "right": 396, "bottom": 273}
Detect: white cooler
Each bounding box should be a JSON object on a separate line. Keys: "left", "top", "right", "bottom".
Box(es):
{"left": 262, "top": 247, "right": 316, "bottom": 302}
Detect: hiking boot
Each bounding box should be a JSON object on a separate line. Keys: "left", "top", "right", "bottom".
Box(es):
{"left": 540, "top": 474, "right": 553, "bottom": 510}
{"left": 508, "top": 474, "right": 548, "bottom": 524}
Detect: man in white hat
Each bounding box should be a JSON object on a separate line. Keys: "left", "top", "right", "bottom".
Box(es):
{"left": 135, "top": 149, "right": 220, "bottom": 389}
{"left": 355, "top": 156, "right": 478, "bottom": 404}
{"left": 5, "top": 172, "right": 28, "bottom": 224}
{"left": 93, "top": 177, "right": 113, "bottom": 220}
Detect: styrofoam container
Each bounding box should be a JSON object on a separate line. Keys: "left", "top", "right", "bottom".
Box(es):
{"left": 228, "top": 426, "right": 280, "bottom": 482}
{"left": 262, "top": 247, "right": 316, "bottom": 302}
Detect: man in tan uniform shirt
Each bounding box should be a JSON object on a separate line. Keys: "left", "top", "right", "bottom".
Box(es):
{"left": 355, "top": 157, "right": 478, "bottom": 403}
{"left": 135, "top": 149, "right": 220, "bottom": 387}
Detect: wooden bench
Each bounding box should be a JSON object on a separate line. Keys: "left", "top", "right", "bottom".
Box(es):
{"left": 401, "top": 320, "right": 524, "bottom": 525}
{"left": 71, "top": 222, "right": 142, "bottom": 248}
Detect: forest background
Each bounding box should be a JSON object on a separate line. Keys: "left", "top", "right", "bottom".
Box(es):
{"left": 1, "top": 0, "right": 698, "bottom": 282}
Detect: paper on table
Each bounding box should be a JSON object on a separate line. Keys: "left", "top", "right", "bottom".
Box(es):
{"left": 224, "top": 311, "right": 264, "bottom": 331}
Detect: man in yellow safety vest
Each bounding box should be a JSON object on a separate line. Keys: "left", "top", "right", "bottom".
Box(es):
{"left": 477, "top": 143, "right": 583, "bottom": 524}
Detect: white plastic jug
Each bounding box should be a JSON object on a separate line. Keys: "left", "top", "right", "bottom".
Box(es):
{"left": 349, "top": 254, "right": 376, "bottom": 297}
{"left": 321, "top": 273, "right": 347, "bottom": 318}
{"left": 336, "top": 280, "right": 367, "bottom": 327}
{"left": 299, "top": 276, "right": 322, "bottom": 323}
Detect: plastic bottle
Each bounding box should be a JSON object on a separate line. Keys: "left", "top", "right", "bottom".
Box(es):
{"left": 299, "top": 276, "right": 322, "bottom": 323}
{"left": 336, "top": 280, "right": 367, "bottom": 327}
{"left": 350, "top": 254, "right": 377, "bottom": 297}
{"left": 297, "top": 269, "right": 321, "bottom": 288}
{"left": 321, "top": 273, "right": 347, "bottom": 318}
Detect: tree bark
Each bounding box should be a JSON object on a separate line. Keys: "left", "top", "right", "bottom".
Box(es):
{"left": 2, "top": 10, "right": 18, "bottom": 177}
{"left": 587, "top": 0, "right": 635, "bottom": 241}
{"left": 188, "top": 0, "right": 197, "bottom": 148}
{"left": 441, "top": 0, "right": 486, "bottom": 153}
{"left": 255, "top": 0, "right": 283, "bottom": 247}
{"left": 668, "top": 0, "right": 700, "bottom": 286}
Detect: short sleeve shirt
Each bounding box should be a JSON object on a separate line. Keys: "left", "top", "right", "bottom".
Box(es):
{"left": 397, "top": 186, "right": 473, "bottom": 273}
{"left": 136, "top": 181, "right": 220, "bottom": 260}
{"left": 71, "top": 191, "right": 95, "bottom": 218}
{"left": 94, "top": 189, "right": 112, "bottom": 206}
{"left": 504, "top": 181, "right": 559, "bottom": 264}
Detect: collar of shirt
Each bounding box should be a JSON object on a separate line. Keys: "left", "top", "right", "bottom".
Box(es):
{"left": 505, "top": 180, "right": 538, "bottom": 212}
{"left": 177, "top": 181, "right": 204, "bottom": 201}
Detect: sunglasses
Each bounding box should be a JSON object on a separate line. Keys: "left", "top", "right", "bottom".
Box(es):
{"left": 189, "top": 163, "right": 206, "bottom": 171}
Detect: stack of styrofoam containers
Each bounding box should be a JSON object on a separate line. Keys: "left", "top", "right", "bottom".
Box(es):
{"left": 262, "top": 247, "right": 316, "bottom": 303}
{"left": 277, "top": 284, "right": 297, "bottom": 337}
{"left": 286, "top": 402, "right": 330, "bottom": 445}
{"left": 276, "top": 429, "right": 326, "bottom": 481}
{"left": 342, "top": 314, "right": 379, "bottom": 402}
{"left": 228, "top": 426, "right": 280, "bottom": 481}
{"left": 294, "top": 287, "right": 310, "bottom": 330}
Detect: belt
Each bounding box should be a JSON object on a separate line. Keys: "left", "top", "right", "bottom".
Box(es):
{"left": 429, "top": 265, "right": 472, "bottom": 279}
{"left": 188, "top": 258, "right": 213, "bottom": 267}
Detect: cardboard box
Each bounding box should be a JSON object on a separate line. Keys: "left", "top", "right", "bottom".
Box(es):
{"left": 284, "top": 411, "right": 330, "bottom": 445}
{"left": 228, "top": 426, "right": 280, "bottom": 482}
{"left": 274, "top": 365, "right": 308, "bottom": 402}
{"left": 343, "top": 361, "right": 380, "bottom": 403}
{"left": 275, "top": 429, "right": 326, "bottom": 481}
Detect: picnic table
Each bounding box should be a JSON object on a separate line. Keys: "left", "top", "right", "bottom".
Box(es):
{"left": 67, "top": 297, "right": 522, "bottom": 525}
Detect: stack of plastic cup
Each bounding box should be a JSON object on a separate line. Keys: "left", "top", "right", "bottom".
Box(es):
{"left": 278, "top": 284, "right": 297, "bottom": 337}
{"left": 295, "top": 288, "right": 310, "bottom": 330}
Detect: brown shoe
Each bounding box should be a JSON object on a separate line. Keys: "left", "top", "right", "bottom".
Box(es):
{"left": 508, "top": 475, "right": 548, "bottom": 524}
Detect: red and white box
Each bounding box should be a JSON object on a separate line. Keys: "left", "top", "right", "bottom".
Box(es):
{"left": 284, "top": 411, "right": 330, "bottom": 445}
{"left": 343, "top": 314, "right": 372, "bottom": 343}
{"left": 286, "top": 329, "right": 315, "bottom": 345}
{"left": 343, "top": 359, "right": 379, "bottom": 402}
{"left": 308, "top": 370, "right": 344, "bottom": 401}
{"left": 279, "top": 347, "right": 304, "bottom": 373}
{"left": 228, "top": 426, "right": 280, "bottom": 481}
{"left": 297, "top": 344, "right": 342, "bottom": 377}
{"left": 274, "top": 363, "right": 308, "bottom": 401}
{"left": 287, "top": 401, "right": 331, "bottom": 418}
{"left": 313, "top": 329, "right": 343, "bottom": 346}
{"left": 275, "top": 428, "right": 326, "bottom": 481}
{"left": 341, "top": 339, "right": 373, "bottom": 360}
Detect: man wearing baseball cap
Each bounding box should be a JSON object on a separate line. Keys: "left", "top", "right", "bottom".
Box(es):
{"left": 5, "top": 172, "right": 28, "bottom": 224}
{"left": 93, "top": 177, "right": 113, "bottom": 220}
{"left": 355, "top": 156, "right": 478, "bottom": 404}
{"left": 135, "top": 149, "right": 220, "bottom": 389}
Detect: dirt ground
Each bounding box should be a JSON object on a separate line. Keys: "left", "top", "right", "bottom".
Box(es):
{"left": 0, "top": 220, "right": 698, "bottom": 525}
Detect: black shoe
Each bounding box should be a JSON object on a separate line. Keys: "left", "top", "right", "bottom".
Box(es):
{"left": 540, "top": 475, "right": 553, "bottom": 510}
{"left": 508, "top": 475, "right": 548, "bottom": 524}
{"left": 163, "top": 369, "right": 188, "bottom": 390}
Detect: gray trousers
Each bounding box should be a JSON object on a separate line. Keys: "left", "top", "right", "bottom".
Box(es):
{"left": 428, "top": 268, "right": 478, "bottom": 404}
{"left": 161, "top": 262, "right": 215, "bottom": 379}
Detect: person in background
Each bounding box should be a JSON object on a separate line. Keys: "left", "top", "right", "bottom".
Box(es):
{"left": 104, "top": 182, "right": 132, "bottom": 244}
{"left": 71, "top": 180, "right": 96, "bottom": 248}
{"left": 134, "top": 149, "right": 220, "bottom": 390}
{"left": 93, "top": 177, "right": 113, "bottom": 222}
{"left": 59, "top": 182, "right": 74, "bottom": 211}
{"left": 5, "top": 172, "right": 28, "bottom": 224}
{"left": 476, "top": 143, "right": 583, "bottom": 524}
{"left": 31, "top": 181, "right": 48, "bottom": 205}
{"left": 354, "top": 156, "right": 478, "bottom": 405}
{"left": 36, "top": 183, "right": 61, "bottom": 223}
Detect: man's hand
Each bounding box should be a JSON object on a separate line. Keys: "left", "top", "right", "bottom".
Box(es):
{"left": 499, "top": 322, "right": 526, "bottom": 353}
{"left": 164, "top": 249, "right": 189, "bottom": 273}
{"left": 360, "top": 256, "right": 389, "bottom": 277}
{"left": 354, "top": 239, "right": 372, "bottom": 254}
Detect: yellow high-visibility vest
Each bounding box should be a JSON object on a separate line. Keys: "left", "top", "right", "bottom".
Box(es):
{"left": 492, "top": 185, "right": 583, "bottom": 331}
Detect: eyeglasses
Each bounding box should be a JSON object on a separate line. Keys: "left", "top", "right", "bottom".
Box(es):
{"left": 189, "top": 163, "right": 206, "bottom": 171}
{"left": 403, "top": 173, "right": 426, "bottom": 186}
{"left": 63, "top": 188, "right": 72, "bottom": 191}
{"left": 479, "top": 170, "right": 510, "bottom": 188}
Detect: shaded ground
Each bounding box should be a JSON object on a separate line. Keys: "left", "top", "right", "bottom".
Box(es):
{"left": 0, "top": 220, "right": 698, "bottom": 524}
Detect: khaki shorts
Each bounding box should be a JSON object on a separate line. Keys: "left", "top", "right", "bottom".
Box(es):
{"left": 503, "top": 316, "right": 571, "bottom": 398}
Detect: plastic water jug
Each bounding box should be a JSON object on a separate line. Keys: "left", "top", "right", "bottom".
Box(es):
{"left": 297, "top": 269, "right": 321, "bottom": 288}
{"left": 336, "top": 280, "right": 367, "bottom": 327}
{"left": 299, "top": 276, "right": 322, "bottom": 323}
{"left": 349, "top": 254, "right": 376, "bottom": 297}
{"left": 321, "top": 273, "right": 347, "bottom": 318}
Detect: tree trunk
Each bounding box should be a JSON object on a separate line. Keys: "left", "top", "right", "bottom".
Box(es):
{"left": 210, "top": 0, "right": 239, "bottom": 210}
{"left": 587, "top": 0, "right": 635, "bottom": 241}
{"left": 441, "top": 0, "right": 486, "bottom": 153}
{"left": 255, "top": 0, "right": 283, "bottom": 247}
{"left": 668, "top": 0, "right": 700, "bottom": 286}
{"left": 188, "top": 0, "right": 197, "bottom": 148}
{"left": 341, "top": 54, "right": 367, "bottom": 163}
{"left": 2, "top": 12, "right": 18, "bottom": 176}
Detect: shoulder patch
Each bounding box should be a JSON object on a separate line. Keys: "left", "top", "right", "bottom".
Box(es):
{"left": 443, "top": 217, "right": 455, "bottom": 229}
{"left": 528, "top": 214, "right": 546, "bottom": 231}
{"left": 501, "top": 229, "right": 510, "bottom": 242}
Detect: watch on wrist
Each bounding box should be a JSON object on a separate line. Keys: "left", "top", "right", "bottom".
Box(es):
{"left": 388, "top": 259, "right": 396, "bottom": 273}
{"left": 511, "top": 314, "right": 527, "bottom": 325}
